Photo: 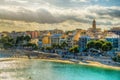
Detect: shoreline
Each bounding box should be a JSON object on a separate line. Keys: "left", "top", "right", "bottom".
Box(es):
{"left": 0, "top": 57, "right": 120, "bottom": 71}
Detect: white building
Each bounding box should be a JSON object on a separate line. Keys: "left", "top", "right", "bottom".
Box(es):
{"left": 67, "top": 34, "right": 74, "bottom": 48}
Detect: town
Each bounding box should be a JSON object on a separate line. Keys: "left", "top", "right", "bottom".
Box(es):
{"left": 0, "top": 19, "right": 120, "bottom": 64}
{"left": 0, "top": 0, "right": 120, "bottom": 80}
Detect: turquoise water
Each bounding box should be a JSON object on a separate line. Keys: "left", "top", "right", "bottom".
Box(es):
{"left": 0, "top": 59, "right": 120, "bottom": 80}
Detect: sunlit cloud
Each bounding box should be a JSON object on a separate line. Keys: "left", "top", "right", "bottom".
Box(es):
{"left": 0, "top": 0, "right": 119, "bottom": 31}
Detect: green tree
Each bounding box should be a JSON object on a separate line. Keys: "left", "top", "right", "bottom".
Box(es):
{"left": 16, "top": 35, "right": 31, "bottom": 47}
{"left": 74, "top": 46, "right": 79, "bottom": 53}
{"left": 52, "top": 44, "right": 61, "bottom": 49}
{"left": 116, "top": 54, "right": 120, "bottom": 62}
{"left": 25, "top": 43, "right": 38, "bottom": 50}
{"left": 99, "top": 40, "right": 105, "bottom": 44}
{"left": 69, "top": 48, "right": 74, "bottom": 53}
{"left": 46, "top": 47, "right": 52, "bottom": 50}
{"left": 102, "top": 42, "right": 112, "bottom": 51}
{"left": 102, "top": 44, "right": 109, "bottom": 51}
{"left": 87, "top": 40, "right": 96, "bottom": 49}
{"left": 94, "top": 41, "right": 103, "bottom": 49}
{"left": 0, "top": 36, "right": 9, "bottom": 43}
{"left": 16, "top": 36, "right": 24, "bottom": 44}
{"left": 24, "top": 35, "right": 31, "bottom": 42}
{"left": 106, "top": 42, "right": 112, "bottom": 50}
{"left": 87, "top": 40, "right": 112, "bottom": 52}
{"left": 52, "top": 44, "right": 57, "bottom": 49}
{"left": 0, "top": 36, "right": 15, "bottom": 49}
{"left": 69, "top": 46, "right": 79, "bottom": 53}
{"left": 32, "top": 44, "right": 38, "bottom": 50}
{"left": 112, "top": 53, "right": 120, "bottom": 62}
{"left": 41, "top": 47, "right": 45, "bottom": 51}
{"left": 4, "top": 42, "right": 13, "bottom": 49}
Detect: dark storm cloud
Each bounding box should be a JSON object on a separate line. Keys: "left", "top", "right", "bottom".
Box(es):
{"left": 0, "top": 6, "right": 93, "bottom": 24}
{"left": 0, "top": 8, "right": 61, "bottom": 23}
{"left": 0, "top": 0, "right": 119, "bottom": 26}
{"left": 90, "top": 7, "right": 120, "bottom": 18}
{"left": 0, "top": 6, "right": 119, "bottom": 26}
{"left": 106, "top": 9, "right": 120, "bottom": 18}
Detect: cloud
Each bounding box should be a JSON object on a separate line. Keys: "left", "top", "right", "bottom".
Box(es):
{"left": 89, "top": 6, "right": 120, "bottom": 18}
{"left": 0, "top": 19, "right": 92, "bottom": 32}
{"left": 0, "top": 7, "right": 60, "bottom": 23}
{"left": 0, "top": 0, "right": 119, "bottom": 30}
{"left": 0, "top": 5, "right": 120, "bottom": 26}
{"left": 71, "top": 0, "right": 90, "bottom": 2}
{"left": 0, "top": 6, "right": 91, "bottom": 24}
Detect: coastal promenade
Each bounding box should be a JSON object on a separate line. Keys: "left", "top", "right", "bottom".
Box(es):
{"left": 0, "top": 49, "right": 120, "bottom": 70}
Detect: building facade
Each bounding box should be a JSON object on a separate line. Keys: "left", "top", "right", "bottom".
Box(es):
{"left": 67, "top": 34, "right": 74, "bottom": 48}
{"left": 26, "top": 31, "right": 40, "bottom": 39}
{"left": 109, "top": 27, "right": 120, "bottom": 35}
{"left": 51, "top": 34, "right": 62, "bottom": 45}
{"left": 78, "top": 36, "right": 90, "bottom": 52}
{"left": 42, "top": 32, "right": 51, "bottom": 47}
{"left": 106, "top": 38, "right": 119, "bottom": 50}
{"left": 118, "top": 37, "right": 120, "bottom": 51}
{"left": 105, "top": 32, "right": 119, "bottom": 51}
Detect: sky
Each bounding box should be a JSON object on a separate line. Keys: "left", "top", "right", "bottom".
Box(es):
{"left": 0, "top": 0, "right": 120, "bottom": 31}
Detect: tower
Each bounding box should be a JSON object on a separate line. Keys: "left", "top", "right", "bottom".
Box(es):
{"left": 93, "top": 19, "right": 96, "bottom": 29}
{"left": 92, "top": 19, "right": 97, "bottom": 39}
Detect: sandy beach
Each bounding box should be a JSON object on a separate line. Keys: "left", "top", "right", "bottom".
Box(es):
{"left": 40, "top": 59, "right": 120, "bottom": 70}
{"left": 0, "top": 57, "right": 120, "bottom": 71}
{"left": 0, "top": 49, "right": 119, "bottom": 71}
